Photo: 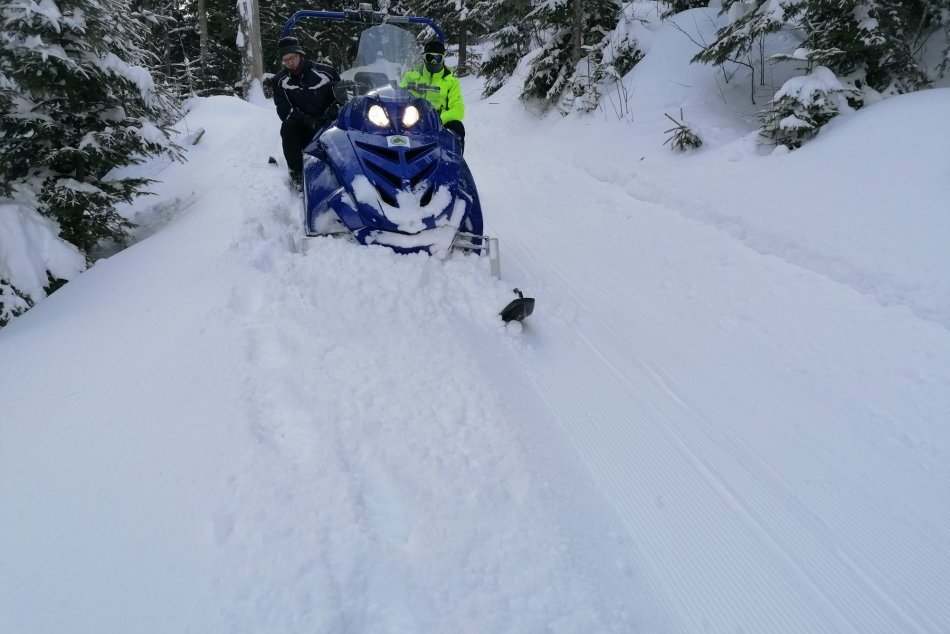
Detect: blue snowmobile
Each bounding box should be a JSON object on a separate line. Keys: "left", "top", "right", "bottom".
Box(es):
{"left": 282, "top": 6, "right": 534, "bottom": 323}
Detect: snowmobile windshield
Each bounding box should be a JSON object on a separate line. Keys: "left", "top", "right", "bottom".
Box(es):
{"left": 338, "top": 24, "right": 422, "bottom": 98}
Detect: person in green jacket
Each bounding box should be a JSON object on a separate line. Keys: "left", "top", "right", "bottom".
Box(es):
{"left": 400, "top": 40, "right": 466, "bottom": 152}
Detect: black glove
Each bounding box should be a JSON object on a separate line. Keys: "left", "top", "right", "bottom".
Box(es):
{"left": 288, "top": 110, "right": 318, "bottom": 130}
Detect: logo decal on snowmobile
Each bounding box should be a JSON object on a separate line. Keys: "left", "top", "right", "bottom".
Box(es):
{"left": 387, "top": 135, "right": 410, "bottom": 147}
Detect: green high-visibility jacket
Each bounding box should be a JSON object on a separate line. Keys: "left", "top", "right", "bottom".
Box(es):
{"left": 399, "top": 65, "right": 465, "bottom": 125}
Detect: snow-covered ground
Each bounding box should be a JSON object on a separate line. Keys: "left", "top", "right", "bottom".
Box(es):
{"left": 2, "top": 7, "right": 949, "bottom": 633}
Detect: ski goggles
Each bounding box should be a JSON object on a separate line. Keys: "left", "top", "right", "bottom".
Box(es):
{"left": 424, "top": 53, "right": 444, "bottom": 64}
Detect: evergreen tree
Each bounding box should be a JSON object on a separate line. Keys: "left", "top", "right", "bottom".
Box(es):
{"left": 661, "top": 0, "right": 710, "bottom": 19}
{"left": 760, "top": 65, "right": 857, "bottom": 147}
{"left": 584, "top": 24, "right": 643, "bottom": 115}
{"left": 693, "top": 0, "right": 950, "bottom": 147}
{"left": 411, "top": 0, "right": 487, "bottom": 75}
{"left": 521, "top": 21, "right": 573, "bottom": 104}
{"left": 696, "top": 0, "right": 950, "bottom": 93}
{"left": 690, "top": 0, "right": 791, "bottom": 100}
{"left": 133, "top": 0, "right": 242, "bottom": 97}
{"left": 261, "top": 0, "right": 360, "bottom": 71}
{"left": 938, "top": 0, "right": 950, "bottom": 77}
{"left": 691, "top": 0, "right": 784, "bottom": 67}
{"left": 481, "top": 23, "right": 533, "bottom": 95}
{"left": 194, "top": 0, "right": 242, "bottom": 94}
{"left": 520, "top": 0, "right": 629, "bottom": 113}
{"left": 783, "top": 0, "right": 939, "bottom": 96}
{"left": 0, "top": 0, "right": 183, "bottom": 254}
{"left": 474, "top": 0, "right": 536, "bottom": 96}
{"left": 0, "top": 282, "right": 29, "bottom": 327}
{"left": 0, "top": 196, "right": 83, "bottom": 328}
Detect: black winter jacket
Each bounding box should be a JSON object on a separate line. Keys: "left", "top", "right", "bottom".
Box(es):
{"left": 273, "top": 60, "right": 341, "bottom": 126}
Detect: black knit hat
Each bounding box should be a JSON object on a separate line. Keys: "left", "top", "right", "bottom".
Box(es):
{"left": 423, "top": 40, "right": 446, "bottom": 55}
{"left": 278, "top": 36, "right": 305, "bottom": 58}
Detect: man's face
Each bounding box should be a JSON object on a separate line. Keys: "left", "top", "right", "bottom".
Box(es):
{"left": 282, "top": 53, "right": 302, "bottom": 72}
{"left": 424, "top": 52, "right": 444, "bottom": 74}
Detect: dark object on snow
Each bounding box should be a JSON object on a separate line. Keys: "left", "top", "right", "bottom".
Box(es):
{"left": 500, "top": 289, "right": 535, "bottom": 323}
{"left": 663, "top": 110, "right": 702, "bottom": 151}
{"left": 182, "top": 127, "right": 205, "bottom": 145}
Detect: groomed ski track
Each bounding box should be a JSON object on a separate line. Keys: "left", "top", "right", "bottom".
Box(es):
{"left": 1, "top": 92, "right": 949, "bottom": 634}
{"left": 470, "top": 108, "right": 950, "bottom": 633}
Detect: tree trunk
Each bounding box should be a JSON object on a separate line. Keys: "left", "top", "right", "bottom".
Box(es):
{"left": 238, "top": 0, "right": 264, "bottom": 97}
{"left": 162, "top": 16, "right": 172, "bottom": 79}
{"left": 198, "top": 0, "right": 209, "bottom": 67}
{"left": 248, "top": 0, "right": 263, "bottom": 84}
{"left": 458, "top": 20, "right": 468, "bottom": 77}
{"left": 571, "top": 0, "right": 584, "bottom": 64}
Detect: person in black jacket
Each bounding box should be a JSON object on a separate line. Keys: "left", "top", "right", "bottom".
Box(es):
{"left": 272, "top": 36, "right": 341, "bottom": 188}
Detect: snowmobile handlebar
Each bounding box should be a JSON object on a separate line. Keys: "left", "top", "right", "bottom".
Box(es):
{"left": 281, "top": 9, "right": 445, "bottom": 43}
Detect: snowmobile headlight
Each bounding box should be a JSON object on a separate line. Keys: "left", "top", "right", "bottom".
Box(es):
{"left": 368, "top": 104, "right": 390, "bottom": 128}
{"left": 402, "top": 105, "right": 420, "bottom": 127}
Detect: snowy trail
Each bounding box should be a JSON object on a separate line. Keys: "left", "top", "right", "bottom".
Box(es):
{"left": 468, "top": 110, "right": 950, "bottom": 632}
{"left": 3, "top": 88, "right": 950, "bottom": 634}
{"left": 172, "top": 103, "right": 670, "bottom": 632}
{"left": 1, "top": 99, "right": 676, "bottom": 633}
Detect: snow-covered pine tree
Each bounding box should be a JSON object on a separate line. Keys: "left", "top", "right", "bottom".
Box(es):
{"left": 411, "top": 0, "right": 461, "bottom": 41}
{"left": 260, "top": 0, "right": 359, "bottom": 72}
{"left": 661, "top": 0, "right": 710, "bottom": 19}
{"left": 0, "top": 194, "right": 85, "bottom": 328}
{"left": 480, "top": 24, "right": 532, "bottom": 95}
{"left": 568, "top": 12, "right": 643, "bottom": 115}
{"left": 195, "top": 0, "right": 243, "bottom": 94}
{"left": 691, "top": 0, "right": 793, "bottom": 102}
{"left": 133, "top": 0, "right": 240, "bottom": 98}
{"left": 0, "top": 0, "right": 183, "bottom": 254}
{"left": 783, "top": 0, "right": 946, "bottom": 96}
{"left": 663, "top": 109, "right": 703, "bottom": 150}
{"left": 411, "top": 0, "right": 486, "bottom": 75}
{"left": 940, "top": 0, "right": 950, "bottom": 77}
{"left": 694, "top": 0, "right": 949, "bottom": 147}
{"left": 474, "top": 0, "right": 535, "bottom": 96}
{"left": 0, "top": 282, "right": 29, "bottom": 327}
{"left": 521, "top": 0, "right": 623, "bottom": 110}
{"left": 760, "top": 65, "right": 857, "bottom": 147}
{"left": 938, "top": 0, "right": 950, "bottom": 77}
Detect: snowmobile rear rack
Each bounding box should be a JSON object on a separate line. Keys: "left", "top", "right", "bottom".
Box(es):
{"left": 454, "top": 234, "right": 500, "bottom": 278}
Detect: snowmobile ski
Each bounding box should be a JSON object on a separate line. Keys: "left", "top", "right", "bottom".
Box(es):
{"left": 500, "top": 288, "right": 535, "bottom": 323}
